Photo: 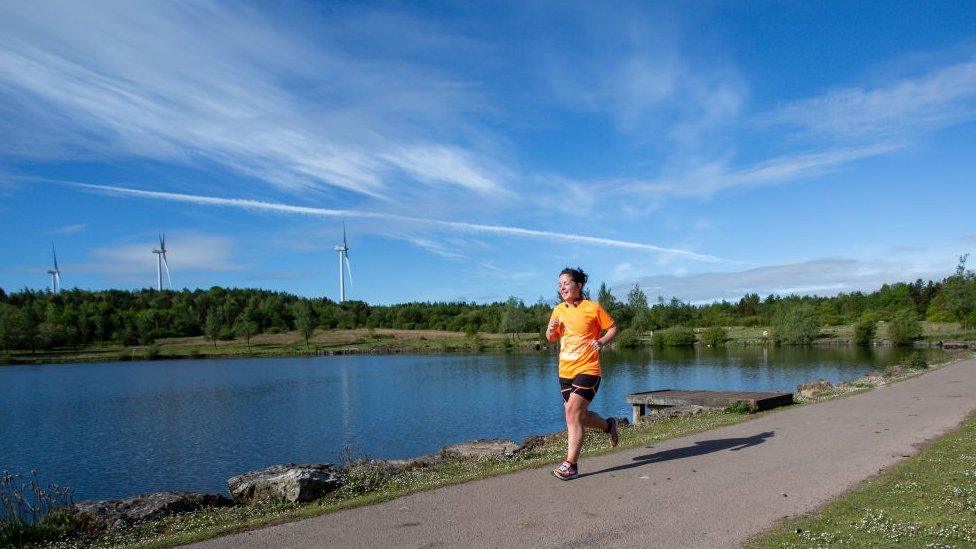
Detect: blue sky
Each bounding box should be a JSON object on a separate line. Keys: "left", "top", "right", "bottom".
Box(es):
{"left": 1, "top": 1, "right": 975, "bottom": 304}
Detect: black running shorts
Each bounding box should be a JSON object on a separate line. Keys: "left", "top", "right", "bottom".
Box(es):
{"left": 559, "top": 374, "right": 601, "bottom": 402}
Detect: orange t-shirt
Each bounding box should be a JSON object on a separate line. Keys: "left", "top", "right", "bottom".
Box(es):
{"left": 549, "top": 300, "right": 615, "bottom": 378}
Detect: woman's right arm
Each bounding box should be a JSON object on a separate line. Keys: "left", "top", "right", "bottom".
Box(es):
{"left": 546, "top": 318, "right": 561, "bottom": 343}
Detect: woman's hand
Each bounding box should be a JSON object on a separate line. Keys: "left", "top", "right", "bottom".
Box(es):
{"left": 546, "top": 319, "right": 562, "bottom": 341}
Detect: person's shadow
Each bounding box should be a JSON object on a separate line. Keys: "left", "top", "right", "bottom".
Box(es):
{"left": 580, "top": 431, "right": 775, "bottom": 478}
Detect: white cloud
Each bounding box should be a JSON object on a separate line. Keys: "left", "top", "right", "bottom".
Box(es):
{"left": 762, "top": 57, "right": 976, "bottom": 141}
{"left": 47, "top": 223, "right": 86, "bottom": 235}
{"left": 64, "top": 181, "right": 739, "bottom": 263}
{"left": 0, "top": 2, "right": 505, "bottom": 200}
{"left": 76, "top": 231, "right": 242, "bottom": 286}
{"left": 611, "top": 258, "right": 952, "bottom": 304}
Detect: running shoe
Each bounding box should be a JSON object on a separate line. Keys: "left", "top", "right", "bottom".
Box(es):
{"left": 552, "top": 461, "right": 578, "bottom": 480}
{"left": 607, "top": 417, "right": 619, "bottom": 447}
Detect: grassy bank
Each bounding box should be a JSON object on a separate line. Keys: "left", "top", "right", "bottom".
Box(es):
{"left": 0, "top": 328, "right": 543, "bottom": 365}
{"left": 748, "top": 410, "right": 976, "bottom": 548}
{"left": 4, "top": 322, "right": 975, "bottom": 366}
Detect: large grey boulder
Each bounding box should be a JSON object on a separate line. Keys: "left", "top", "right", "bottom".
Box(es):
{"left": 67, "top": 491, "right": 233, "bottom": 531}
{"left": 440, "top": 439, "right": 519, "bottom": 459}
{"left": 227, "top": 463, "right": 343, "bottom": 504}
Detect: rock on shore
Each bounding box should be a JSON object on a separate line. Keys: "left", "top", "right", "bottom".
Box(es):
{"left": 67, "top": 491, "right": 233, "bottom": 531}
{"left": 227, "top": 463, "right": 343, "bottom": 504}
{"left": 440, "top": 439, "right": 520, "bottom": 459}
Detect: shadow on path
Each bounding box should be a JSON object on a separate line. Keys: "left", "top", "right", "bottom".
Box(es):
{"left": 581, "top": 431, "right": 775, "bottom": 478}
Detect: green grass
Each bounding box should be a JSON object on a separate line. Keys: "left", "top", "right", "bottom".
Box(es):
{"left": 0, "top": 329, "right": 543, "bottom": 366}
{"left": 748, "top": 411, "right": 976, "bottom": 548}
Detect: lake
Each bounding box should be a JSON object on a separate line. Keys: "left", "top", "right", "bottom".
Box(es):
{"left": 0, "top": 346, "right": 943, "bottom": 501}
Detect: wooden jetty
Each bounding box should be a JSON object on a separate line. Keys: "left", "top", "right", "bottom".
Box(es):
{"left": 626, "top": 389, "right": 794, "bottom": 423}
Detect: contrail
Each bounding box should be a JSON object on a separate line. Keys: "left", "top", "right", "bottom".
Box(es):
{"left": 69, "top": 182, "right": 733, "bottom": 263}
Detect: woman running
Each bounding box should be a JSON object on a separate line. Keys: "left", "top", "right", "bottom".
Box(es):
{"left": 546, "top": 267, "right": 620, "bottom": 480}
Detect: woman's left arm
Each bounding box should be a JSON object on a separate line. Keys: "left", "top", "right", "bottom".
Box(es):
{"left": 591, "top": 325, "right": 619, "bottom": 351}
{"left": 600, "top": 325, "right": 619, "bottom": 346}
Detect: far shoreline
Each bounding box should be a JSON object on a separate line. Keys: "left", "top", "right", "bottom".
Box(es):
{"left": 1, "top": 323, "right": 972, "bottom": 367}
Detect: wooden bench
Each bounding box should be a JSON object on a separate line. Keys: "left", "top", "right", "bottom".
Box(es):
{"left": 626, "top": 389, "right": 794, "bottom": 423}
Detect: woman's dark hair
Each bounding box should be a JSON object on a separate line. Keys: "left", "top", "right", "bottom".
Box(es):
{"left": 559, "top": 267, "right": 588, "bottom": 287}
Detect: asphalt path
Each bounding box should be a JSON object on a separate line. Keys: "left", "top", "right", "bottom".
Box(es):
{"left": 192, "top": 355, "right": 976, "bottom": 548}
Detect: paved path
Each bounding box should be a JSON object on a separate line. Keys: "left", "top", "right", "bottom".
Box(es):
{"left": 193, "top": 356, "right": 976, "bottom": 548}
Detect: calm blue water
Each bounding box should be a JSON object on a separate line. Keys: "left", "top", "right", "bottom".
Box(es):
{"left": 0, "top": 346, "right": 939, "bottom": 500}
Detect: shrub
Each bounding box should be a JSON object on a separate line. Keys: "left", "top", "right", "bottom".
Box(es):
{"left": 772, "top": 305, "right": 821, "bottom": 345}
{"left": 614, "top": 329, "right": 641, "bottom": 348}
{"left": 925, "top": 306, "right": 956, "bottom": 323}
{"left": 724, "top": 400, "right": 754, "bottom": 414}
{"left": 852, "top": 319, "right": 876, "bottom": 345}
{"left": 187, "top": 348, "right": 202, "bottom": 359}
{"left": 905, "top": 351, "right": 928, "bottom": 369}
{"left": 651, "top": 326, "right": 696, "bottom": 347}
{"left": 963, "top": 310, "right": 976, "bottom": 330}
{"left": 144, "top": 345, "right": 161, "bottom": 360}
{"left": 0, "top": 470, "right": 87, "bottom": 546}
{"left": 887, "top": 308, "right": 922, "bottom": 345}
{"left": 699, "top": 327, "right": 727, "bottom": 347}
{"left": 740, "top": 316, "right": 763, "bottom": 327}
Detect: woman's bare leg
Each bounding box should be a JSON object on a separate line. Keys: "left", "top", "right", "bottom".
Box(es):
{"left": 564, "top": 393, "right": 609, "bottom": 463}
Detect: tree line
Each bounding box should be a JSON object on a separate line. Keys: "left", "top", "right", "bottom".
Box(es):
{"left": 1, "top": 257, "right": 974, "bottom": 352}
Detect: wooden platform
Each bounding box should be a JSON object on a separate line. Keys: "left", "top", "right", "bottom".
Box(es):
{"left": 625, "top": 389, "right": 794, "bottom": 423}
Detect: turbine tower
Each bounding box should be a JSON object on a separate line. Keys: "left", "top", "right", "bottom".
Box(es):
{"left": 152, "top": 233, "right": 172, "bottom": 290}
{"left": 46, "top": 243, "right": 61, "bottom": 295}
{"left": 334, "top": 226, "right": 353, "bottom": 302}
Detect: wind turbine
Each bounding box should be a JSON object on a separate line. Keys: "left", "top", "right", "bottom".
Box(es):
{"left": 46, "top": 243, "right": 61, "bottom": 295}
{"left": 152, "top": 233, "right": 172, "bottom": 290}
{"left": 334, "top": 225, "right": 353, "bottom": 302}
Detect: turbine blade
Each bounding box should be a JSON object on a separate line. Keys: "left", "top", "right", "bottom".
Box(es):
{"left": 162, "top": 255, "right": 172, "bottom": 288}
{"left": 343, "top": 223, "right": 347, "bottom": 248}
{"left": 52, "top": 243, "right": 59, "bottom": 270}
{"left": 344, "top": 255, "right": 353, "bottom": 289}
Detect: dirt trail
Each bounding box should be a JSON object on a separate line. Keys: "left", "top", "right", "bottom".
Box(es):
{"left": 191, "top": 356, "right": 976, "bottom": 548}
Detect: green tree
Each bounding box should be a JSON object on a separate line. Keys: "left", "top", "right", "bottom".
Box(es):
{"left": 499, "top": 297, "right": 529, "bottom": 340}
{"left": 887, "top": 308, "right": 922, "bottom": 345}
{"left": 627, "top": 284, "right": 650, "bottom": 334}
{"left": 0, "top": 304, "right": 25, "bottom": 351}
{"left": 597, "top": 282, "right": 618, "bottom": 310}
{"left": 292, "top": 302, "right": 315, "bottom": 348}
{"left": 772, "top": 304, "right": 820, "bottom": 345}
{"left": 853, "top": 318, "right": 876, "bottom": 345}
{"left": 204, "top": 308, "right": 222, "bottom": 349}
{"left": 234, "top": 311, "right": 259, "bottom": 352}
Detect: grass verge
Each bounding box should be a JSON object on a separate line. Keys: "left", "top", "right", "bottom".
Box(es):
{"left": 747, "top": 410, "right": 976, "bottom": 548}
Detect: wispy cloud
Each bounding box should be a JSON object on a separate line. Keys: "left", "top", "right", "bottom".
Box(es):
{"left": 534, "top": 5, "right": 746, "bottom": 143}
{"left": 611, "top": 258, "right": 952, "bottom": 304}
{"left": 623, "top": 142, "right": 905, "bottom": 199}
{"left": 762, "top": 57, "right": 976, "bottom": 141}
{"left": 0, "top": 2, "right": 505, "bottom": 200}
{"left": 47, "top": 223, "right": 86, "bottom": 235}
{"left": 75, "top": 231, "right": 242, "bottom": 286}
{"left": 61, "top": 181, "right": 737, "bottom": 263}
